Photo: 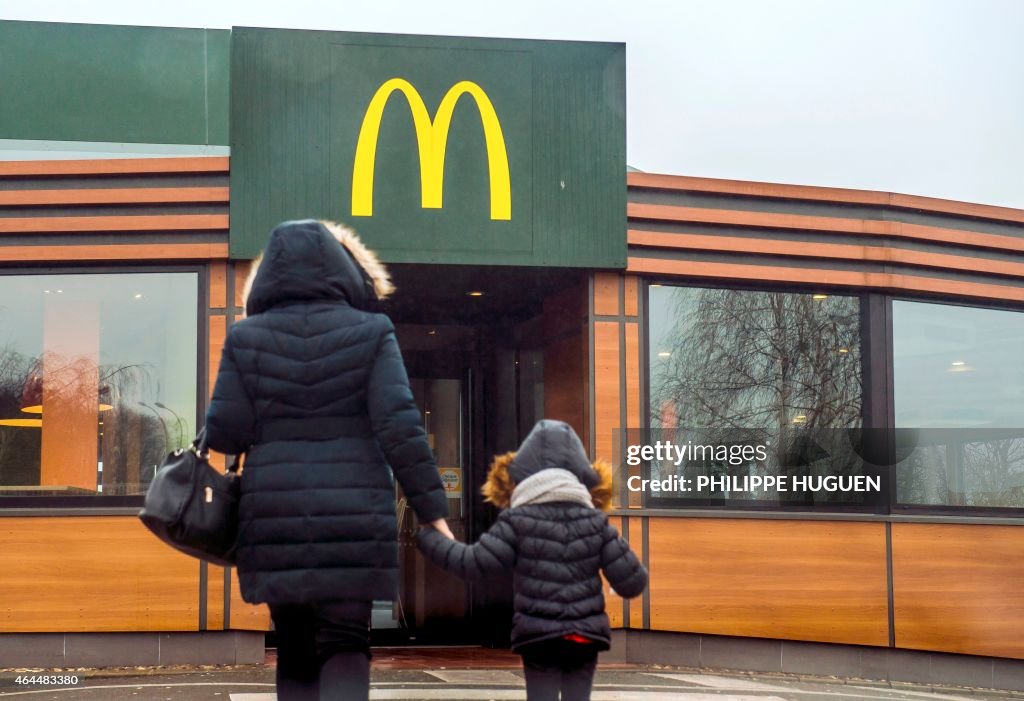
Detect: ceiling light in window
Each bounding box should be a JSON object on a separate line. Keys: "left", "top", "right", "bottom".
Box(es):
{"left": 657, "top": 351, "right": 671, "bottom": 358}
{"left": 812, "top": 294, "right": 828, "bottom": 301}
{"left": 134, "top": 293, "right": 143, "bottom": 299}
{"left": 428, "top": 330, "right": 437, "bottom": 335}
{"left": 0, "top": 418, "right": 42, "bottom": 428}
{"left": 467, "top": 291, "right": 484, "bottom": 297}
{"left": 793, "top": 415, "right": 807, "bottom": 424}
{"left": 838, "top": 348, "right": 849, "bottom": 354}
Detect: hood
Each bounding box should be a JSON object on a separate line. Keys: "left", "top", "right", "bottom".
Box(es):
{"left": 243, "top": 220, "right": 394, "bottom": 317}
{"left": 508, "top": 420, "right": 601, "bottom": 489}
{"left": 482, "top": 451, "right": 613, "bottom": 511}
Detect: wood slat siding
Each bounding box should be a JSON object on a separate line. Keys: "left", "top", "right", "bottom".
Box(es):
{"left": 0, "top": 187, "right": 229, "bottom": 206}
{"left": 892, "top": 523, "right": 1024, "bottom": 660}
{"left": 0, "top": 157, "right": 229, "bottom": 263}
{"left": 627, "top": 173, "right": 1024, "bottom": 304}
{"left": 0, "top": 517, "right": 200, "bottom": 632}
{"left": 629, "top": 257, "right": 1024, "bottom": 303}
{"left": 0, "top": 157, "right": 230, "bottom": 177}
{"left": 0, "top": 214, "right": 228, "bottom": 233}
{"left": 647, "top": 518, "right": 890, "bottom": 647}
{"left": 628, "top": 172, "right": 1024, "bottom": 225}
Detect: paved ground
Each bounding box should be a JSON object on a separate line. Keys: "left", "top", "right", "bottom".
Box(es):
{"left": 1, "top": 666, "right": 1020, "bottom": 701}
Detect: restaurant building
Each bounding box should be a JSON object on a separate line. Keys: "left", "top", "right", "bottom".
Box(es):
{"left": 1, "top": 19, "right": 1022, "bottom": 690}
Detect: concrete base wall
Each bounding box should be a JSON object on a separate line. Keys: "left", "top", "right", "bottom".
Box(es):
{"left": 607, "top": 630, "right": 1024, "bottom": 692}
{"left": 0, "top": 632, "right": 265, "bottom": 668}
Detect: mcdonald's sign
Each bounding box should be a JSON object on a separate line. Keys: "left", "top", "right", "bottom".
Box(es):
{"left": 351, "top": 78, "right": 511, "bottom": 221}
{"left": 231, "top": 28, "right": 625, "bottom": 268}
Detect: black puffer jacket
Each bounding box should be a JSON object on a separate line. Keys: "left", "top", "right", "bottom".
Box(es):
{"left": 206, "top": 220, "right": 447, "bottom": 606}
{"left": 418, "top": 421, "right": 647, "bottom": 651}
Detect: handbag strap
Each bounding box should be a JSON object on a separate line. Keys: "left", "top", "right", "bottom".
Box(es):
{"left": 192, "top": 427, "right": 244, "bottom": 475}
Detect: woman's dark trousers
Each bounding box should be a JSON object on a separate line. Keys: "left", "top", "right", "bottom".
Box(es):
{"left": 269, "top": 600, "right": 372, "bottom": 701}
{"left": 520, "top": 639, "right": 599, "bottom": 701}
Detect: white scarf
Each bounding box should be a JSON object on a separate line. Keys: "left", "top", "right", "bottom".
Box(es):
{"left": 510, "top": 468, "right": 594, "bottom": 509}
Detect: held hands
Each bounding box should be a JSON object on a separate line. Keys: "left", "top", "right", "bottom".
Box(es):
{"left": 428, "top": 518, "right": 455, "bottom": 540}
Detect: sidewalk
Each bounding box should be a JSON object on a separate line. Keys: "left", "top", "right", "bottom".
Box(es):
{"left": 2, "top": 647, "right": 1021, "bottom": 700}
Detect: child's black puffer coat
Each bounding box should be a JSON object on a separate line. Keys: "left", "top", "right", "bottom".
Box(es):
{"left": 417, "top": 420, "right": 647, "bottom": 651}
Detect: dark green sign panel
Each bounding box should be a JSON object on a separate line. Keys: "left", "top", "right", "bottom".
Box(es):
{"left": 0, "top": 21, "right": 229, "bottom": 145}
{"left": 230, "top": 28, "right": 625, "bottom": 266}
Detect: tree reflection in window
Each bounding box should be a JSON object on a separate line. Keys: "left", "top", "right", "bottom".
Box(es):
{"left": 648, "top": 286, "right": 863, "bottom": 504}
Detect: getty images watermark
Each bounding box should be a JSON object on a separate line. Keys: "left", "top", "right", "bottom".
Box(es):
{"left": 614, "top": 429, "right": 887, "bottom": 497}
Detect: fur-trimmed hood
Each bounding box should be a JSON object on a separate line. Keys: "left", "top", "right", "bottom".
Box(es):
{"left": 482, "top": 451, "right": 613, "bottom": 512}
{"left": 241, "top": 220, "right": 393, "bottom": 316}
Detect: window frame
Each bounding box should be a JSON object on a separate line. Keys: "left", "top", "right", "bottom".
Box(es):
{"left": 639, "top": 279, "right": 1024, "bottom": 516}
{"left": 888, "top": 293, "right": 1024, "bottom": 517}
{"left": 0, "top": 263, "right": 206, "bottom": 509}
{"left": 639, "top": 279, "right": 877, "bottom": 513}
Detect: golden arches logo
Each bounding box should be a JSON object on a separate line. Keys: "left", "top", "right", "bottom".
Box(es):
{"left": 351, "top": 78, "right": 511, "bottom": 220}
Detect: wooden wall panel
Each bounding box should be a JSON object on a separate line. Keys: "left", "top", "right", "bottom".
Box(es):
{"left": 628, "top": 204, "right": 1024, "bottom": 254}
{"left": 206, "top": 564, "right": 226, "bottom": 630}
{"left": 605, "top": 516, "right": 624, "bottom": 628}
{"left": 627, "top": 516, "right": 643, "bottom": 624}
{"left": 593, "top": 322, "right": 620, "bottom": 464}
{"left": 209, "top": 262, "right": 228, "bottom": 309}
{"left": 593, "top": 272, "right": 620, "bottom": 316}
{"left": 0, "top": 156, "right": 229, "bottom": 177}
{"left": 892, "top": 523, "right": 1024, "bottom": 660}
{"left": 0, "top": 187, "right": 229, "bottom": 207}
{"left": 629, "top": 231, "right": 1024, "bottom": 280}
{"left": 648, "top": 518, "right": 889, "bottom": 647}
{"left": 624, "top": 275, "right": 639, "bottom": 317}
{"left": 0, "top": 214, "right": 229, "bottom": 234}
{"left": 628, "top": 257, "right": 1024, "bottom": 304}
{"left": 228, "top": 568, "right": 271, "bottom": 631}
{"left": 208, "top": 315, "right": 227, "bottom": 400}
{"left": 0, "top": 243, "right": 229, "bottom": 263}
{"left": 544, "top": 333, "right": 586, "bottom": 442}
{"left": 624, "top": 322, "right": 642, "bottom": 508}
{"left": 0, "top": 517, "right": 199, "bottom": 632}
{"left": 627, "top": 171, "right": 1024, "bottom": 224}
{"left": 234, "top": 260, "right": 255, "bottom": 310}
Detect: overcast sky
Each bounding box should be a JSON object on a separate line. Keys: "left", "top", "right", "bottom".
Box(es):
{"left": 5, "top": 0, "right": 1023, "bottom": 208}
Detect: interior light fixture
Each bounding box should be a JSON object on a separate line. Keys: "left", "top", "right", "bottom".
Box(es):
{"left": 657, "top": 351, "right": 671, "bottom": 357}
{"left": 428, "top": 330, "right": 437, "bottom": 335}
{"left": 793, "top": 415, "right": 807, "bottom": 424}
{"left": 812, "top": 294, "right": 828, "bottom": 301}
{"left": 467, "top": 291, "right": 484, "bottom": 297}
{"left": 650, "top": 284, "right": 663, "bottom": 288}
{"left": 134, "top": 293, "right": 143, "bottom": 299}
{"left": 838, "top": 348, "right": 849, "bottom": 354}
{"left": 0, "top": 418, "right": 42, "bottom": 428}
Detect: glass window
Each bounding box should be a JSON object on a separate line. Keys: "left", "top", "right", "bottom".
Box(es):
{"left": 646, "top": 285, "right": 866, "bottom": 507}
{"left": 0, "top": 272, "right": 197, "bottom": 500}
{"left": 894, "top": 300, "right": 1024, "bottom": 509}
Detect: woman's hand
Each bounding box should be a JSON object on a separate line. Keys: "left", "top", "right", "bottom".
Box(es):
{"left": 428, "top": 518, "right": 455, "bottom": 540}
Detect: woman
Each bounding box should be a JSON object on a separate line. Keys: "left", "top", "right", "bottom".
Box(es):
{"left": 205, "top": 219, "right": 452, "bottom": 701}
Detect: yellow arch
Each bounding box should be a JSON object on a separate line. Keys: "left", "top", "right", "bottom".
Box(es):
{"left": 351, "top": 78, "right": 512, "bottom": 220}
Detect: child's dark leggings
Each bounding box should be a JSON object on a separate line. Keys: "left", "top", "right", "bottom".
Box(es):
{"left": 519, "top": 638, "right": 600, "bottom": 701}
{"left": 270, "top": 600, "right": 372, "bottom": 701}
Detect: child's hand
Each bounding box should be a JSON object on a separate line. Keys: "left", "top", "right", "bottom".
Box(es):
{"left": 428, "top": 518, "right": 455, "bottom": 540}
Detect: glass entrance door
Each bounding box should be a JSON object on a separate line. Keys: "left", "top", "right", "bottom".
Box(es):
{"left": 371, "top": 324, "right": 474, "bottom": 642}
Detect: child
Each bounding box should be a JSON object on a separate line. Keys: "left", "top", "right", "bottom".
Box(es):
{"left": 418, "top": 419, "right": 648, "bottom": 701}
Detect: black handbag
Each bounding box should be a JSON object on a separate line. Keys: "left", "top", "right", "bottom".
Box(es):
{"left": 138, "top": 429, "right": 241, "bottom": 567}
